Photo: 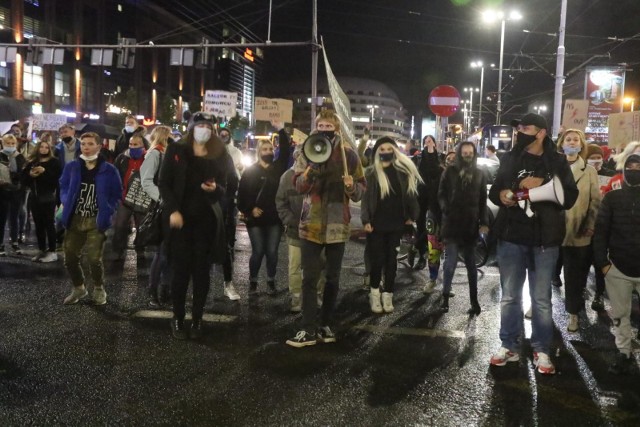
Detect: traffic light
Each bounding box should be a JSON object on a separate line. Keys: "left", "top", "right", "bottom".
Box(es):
{"left": 116, "top": 38, "right": 136, "bottom": 69}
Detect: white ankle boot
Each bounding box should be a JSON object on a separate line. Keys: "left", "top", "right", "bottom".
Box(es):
{"left": 369, "top": 288, "right": 383, "bottom": 314}
{"left": 381, "top": 292, "right": 394, "bottom": 313}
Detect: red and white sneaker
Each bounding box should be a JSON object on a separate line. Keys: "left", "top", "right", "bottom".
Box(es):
{"left": 490, "top": 347, "right": 520, "bottom": 366}
{"left": 533, "top": 352, "right": 556, "bottom": 375}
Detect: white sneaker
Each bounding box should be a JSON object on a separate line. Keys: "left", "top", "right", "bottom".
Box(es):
{"left": 63, "top": 286, "right": 88, "bottom": 305}
{"left": 290, "top": 293, "right": 302, "bottom": 312}
{"left": 524, "top": 307, "right": 532, "bottom": 319}
{"left": 369, "top": 288, "right": 383, "bottom": 314}
{"left": 93, "top": 287, "right": 107, "bottom": 305}
{"left": 423, "top": 279, "right": 437, "bottom": 294}
{"left": 490, "top": 346, "right": 520, "bottom": 366}
{"left": 32, "top": 251, "right": 46, "bottom": 262}
{"left": 381, "top": 292, "right": 394, "bottom": 313}
{"left": 533, "top": 352, "right": 556, "bottom": 375}
{"left": 40, "top": 251, "right": 58, "bottom": 263}
{"left": 567, "top": 314, "right": 579, "bottom": 332}
{"left": 223, "top": 281, "right": 241, "bottom": 301}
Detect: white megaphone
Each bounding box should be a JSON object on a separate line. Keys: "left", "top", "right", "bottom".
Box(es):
{"left": 507, "top": 175, "right": 565, "bottom": 206}
{"left": 302, "top": 134, "right": 333, "bottom": 165}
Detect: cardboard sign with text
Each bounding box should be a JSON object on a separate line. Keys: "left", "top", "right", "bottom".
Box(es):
{"left": 322, "top": 42, "right": 356, "bottom": 149}
{"left": 203, "top": 90, "right": 237, "bottom": 119}
{"left": 30, "top": 114, "right": 68, "bottom": 131}
{"left": 291, "top": 128, "right": 308, "bottom": 145}
{"left": 608, "top": 112, "right": 640, "bottom": 148}
{"left": 561, "top": 99, "right": 590, "bottom": 132}
{"left": 255, "top": 97, "right": 293, "bottom": 123}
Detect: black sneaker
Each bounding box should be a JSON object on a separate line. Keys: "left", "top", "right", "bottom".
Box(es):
{"left": 170, "top": 318, "right": 188, "bottom": 340}
{"left": 11, "top": 242, "right": 21, "bottom": 254}
{"left": 440, "top": 295, "right": 449, "bottom": 313}
{"left": 591, "top": 295, "right": 605, "bottom": 312}
{"left": 249, "top": 281, "right": 258, "bottom": 295}
{"left": 415, "top": 257, "right": 427, "bottom": 270}
{"left": 0, "top": 245, "right": 6, "bottom": 257}
{"left": 317, "top": 326, "right": 336, "bottom": 344}
{"left": 267, "top": 280, "right": 277, "bottom": 296}
{"left": 467, "top": 302, "right": 481, "bottom": 316}
{"left": 286, "top": 330, "right": 317, "bottom": 348}
{"left": 551, "top": 276, "right": 563, "bottom": 287}
{"left": 608, "top": 352, "right": 633, "bottom": 375}
{"left": 148, "top": 297, "right": 161, "bottom": 309}
{"left": 190, "top": 319, "right": 203, "bottom": 340}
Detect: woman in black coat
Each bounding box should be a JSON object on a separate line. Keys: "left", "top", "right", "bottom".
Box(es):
{"left": 438, "top": 141, "right": 489, "bottom": 315}
{"left": 159, "top": 112, "right": 232, "bottom": 340}
{"left": 237, "top": 124, "right": 290, "bottom": 295}
{"left": 22, "top": 136, "right": 62, "bottom": 262}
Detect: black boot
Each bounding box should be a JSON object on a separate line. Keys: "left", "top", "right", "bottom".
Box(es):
{"left": 415, "top": 256, "right": 427, "bottom": 270}
{"left": 440, "top": 295, "right": 449, "bottom": 313}
{"left": 171, "top": 318, "right": 188, "bottom": 340}
{"left": 467, "top": 301, "right": 481, "bottom": 316}
{"left": 190, "top": 319, "right": 203, "bottom": 340}
{"left": 267, "top": 280, "right": 277, "bottom": 296}
{"left": 249, "top": 281, "right": 258, "bottom": 294}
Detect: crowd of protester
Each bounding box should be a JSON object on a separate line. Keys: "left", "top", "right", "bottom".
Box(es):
{"left": 1, "top": 109, "right": 638, "bottom": 375}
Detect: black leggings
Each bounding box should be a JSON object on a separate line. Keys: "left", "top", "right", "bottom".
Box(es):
{"left": 170, "top": 216, "right": 215, "bottom": 321}
{"left": 31, "top": 200, "right": 57, "bottom": 252}
{"left": 368, "top": 230, "right": 403, "bottom": 293}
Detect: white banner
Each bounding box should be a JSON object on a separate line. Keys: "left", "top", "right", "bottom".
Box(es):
{"left": 255, "top": 97, "right": 293, "bottom": 123}
{"left": 203, "top": 90, "right": 237, "bottom": 119}
{"left": 30, "top": 114, "right": 68, "bottom": 131}
{"left": 322, "top": 41, "right": 356, "bottom": 149}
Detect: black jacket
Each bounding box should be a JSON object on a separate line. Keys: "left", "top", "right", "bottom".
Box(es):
{"left": 360, "top": 166, "right": 420, "bottom": 227}
{"left": 593, "top": 156, "right": 640, "bottom": 277}
{"left": 114, "top": 126, "right": 148, "bottom": 158}
{"left": 438, "top": 159, "right": 489, "bottom": 245}
{"left": 488, "top": 137, "right": 578, "bottom": 247}
{"left": 417, "top": 149, "right": 444, "bottom": 221}
{"left": 22, "top": 157, "right": 62, "bottom": 203}
{"left": 237, "top": 129, "right": 291, "bottom": 227}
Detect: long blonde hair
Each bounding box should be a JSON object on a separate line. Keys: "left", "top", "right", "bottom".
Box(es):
{"left": 614, "top": 141, "right": 640, "bottom": 170}
{"left": 373, "top": 144, "right": 423, "bottom": 199}
{"left": 149, "top": 125, "right": 171, "bottom": 150}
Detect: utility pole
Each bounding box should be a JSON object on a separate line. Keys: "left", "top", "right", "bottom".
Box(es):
{"left": 310, "top": 0, "right": 318, "bottom": 130}
{"left": 552, "top": 0, "right": 567, "bottom": 138}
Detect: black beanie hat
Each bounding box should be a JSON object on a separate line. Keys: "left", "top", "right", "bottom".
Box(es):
{"left": 372, "top": 136, "right": 397, "bottom": 156}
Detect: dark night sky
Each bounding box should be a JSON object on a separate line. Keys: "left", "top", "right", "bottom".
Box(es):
{"left": 151, "top": 0, "right": 640, "bottom": 122}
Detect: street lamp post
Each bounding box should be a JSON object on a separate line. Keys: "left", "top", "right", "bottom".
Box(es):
{"left": 366, "top": 104, "right": 378, "bottom": 139}
{"left": 483, "top": 10, "right": 522, "bottom": 125}
{"left": 470, "top": 61, "right": 484, "bottom": 128}
{"left": 464, "top": 87, "right": 479, "bottom": 133}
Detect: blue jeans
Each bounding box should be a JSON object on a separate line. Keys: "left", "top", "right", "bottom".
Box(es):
{"left": 442, "top": 241, "right": 477, "bottom": 301}
{"left": 497, "top": 240, "right": 559, "bottom": 354}
{"left": 247, "top": 224, "right": 283, "bottom": 281}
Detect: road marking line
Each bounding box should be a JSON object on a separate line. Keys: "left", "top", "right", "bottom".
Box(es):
{"left": 352, "top": 324, "right": 466, "bottom": 339}
{"left": 131, "top": 310, "right": 237, "bottom": 323}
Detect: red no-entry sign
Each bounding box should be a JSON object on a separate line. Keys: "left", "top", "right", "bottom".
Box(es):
{"left": 428, "top": 85, "right": 461, "bottom": 117}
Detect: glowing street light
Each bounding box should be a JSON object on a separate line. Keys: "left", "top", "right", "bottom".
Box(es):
{"left": 533, "top": 105, "right": 548, "bottom": 115}
{"left": 483, "top": 9, "right": 522, "bottom": 124}
{"left": 470, "top": 61, "right": 485, "bottom": 128}
{"left": 624, "top": 97, "right": 635, "bottom": 111}
{"left": 366, "top": 104, "right": 379, "bottom": 138}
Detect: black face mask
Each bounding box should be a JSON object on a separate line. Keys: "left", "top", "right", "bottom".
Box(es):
{"left": 462, "top": 155, "right": 474, "bottom": 164}
{"left": 261, "top": 154, "right": 274, "bottom": 164}
{"left": 319, "top": 130, "right": 335, "bottom": 141}
{"left": 379, "top": 152, "right": 394, "bottom": 162}
{"left": 624, "top": 169, "right": 640, "bottom": 186}
{"left": 514, "top": 131, "right": 538, "bottom": 151}
{"left": 62, "top": 136, "right": 73, "bottom": 144}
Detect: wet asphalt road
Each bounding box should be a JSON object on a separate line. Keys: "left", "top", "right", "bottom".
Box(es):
{"left": 1, "top": 223, "right": 639, "bottom": 426}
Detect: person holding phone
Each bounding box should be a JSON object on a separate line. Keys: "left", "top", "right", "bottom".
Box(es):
{"left": 159, "top": 112, "right": 232, "bottom": 340}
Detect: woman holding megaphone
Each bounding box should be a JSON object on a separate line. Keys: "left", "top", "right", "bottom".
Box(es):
{"left": 557, "top": 129, "right": 601, "bottom": 332}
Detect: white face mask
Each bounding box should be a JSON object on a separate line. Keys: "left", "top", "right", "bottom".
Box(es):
{"left": 125, "top": 125, "right": 136, "bottom": 133}
{"left": 587, "top": 159, "right": 602, "bottom": 168}
{"left": 80, "top": 154, "right": 99, "bottom": 162}
{"left": 193, "top": 127, "right": 212, "bottom": 144}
